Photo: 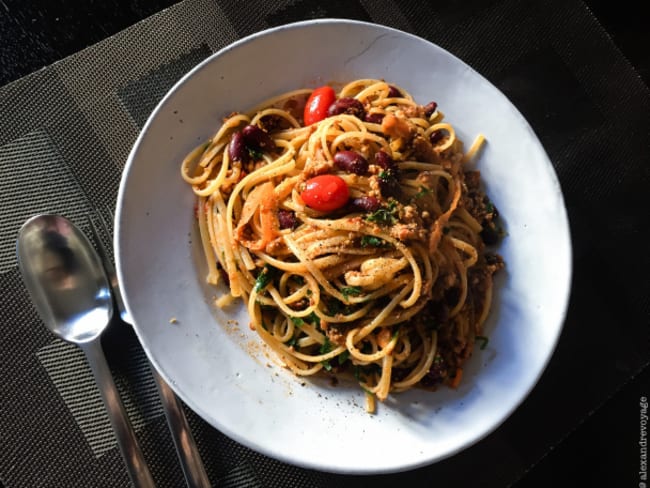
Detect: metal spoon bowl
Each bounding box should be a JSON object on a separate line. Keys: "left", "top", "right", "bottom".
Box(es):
{"left": 17, "top": 214, "right": 155, "bottom": 488}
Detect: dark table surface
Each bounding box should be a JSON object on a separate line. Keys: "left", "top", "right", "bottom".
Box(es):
{"left": 1, "top": 1, "right": 648, "bottom": 487}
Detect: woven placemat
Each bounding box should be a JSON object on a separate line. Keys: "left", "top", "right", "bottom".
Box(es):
{"left": 1, "top": 0, "right": 648, "bottom": 486}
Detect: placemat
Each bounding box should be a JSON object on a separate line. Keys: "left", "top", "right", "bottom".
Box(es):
{"left": 1, "top": 0, "right": 648, "bottom": 486}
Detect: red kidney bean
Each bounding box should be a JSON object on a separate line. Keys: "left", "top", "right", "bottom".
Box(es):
{"left": 387, "top": 85, "right": 402, "bottom": 97}
{"left": 374, "top": 150, "right": 395, "bottom": 170}
{"left": 228, "top": 131, "right": 249, "bottom": 163}
{"left": 327, "top": 97, "right": 365, "bottom": 119}
{"left": 364, "top": 112, "right": 384, "bottom": 124}
{"left": 278, "top": 209, "right": 298, "bottom": 230}
{"left": 423, "top": 101, "right": 438, "bottom": 118}
{"left": 351, "top": 196, "right": 381, "bottom": 212}
{"left": 429, "top": 130, "right": 445, "bottom": 144}
{"left": 241, "top": 124, "right": 276, "bottom": 152}
{"left": 334, "top": 150, "right": 368, "bottom": 175}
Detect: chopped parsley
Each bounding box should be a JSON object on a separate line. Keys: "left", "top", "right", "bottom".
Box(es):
{"left": 360, "top": 235, "right": 387, "bottom": 248}
{"left": 248, "top": 147, "right": 264, "bottom": 160}
{"left": 354, "top": 363, "right": 381, "bottom": 380}
{"left": 475, "top": 335, "right": 489, "bottom": 350}
{"left": 341, "top": 286, "right": 362, "bottom": 300}
{"left": 320, "top": 338, "right": 332, "bottom": 355}
{"left": 320, "top": 337, "right": 333, "bottom": 371}
{"left": 290, "top": 312, "right": 320, "bottom": 328}
{"left": 290, "top": 317, "right": 305, "bottom": 328}
{"left": 293, "top": 276, "right": 305, "bottom": 285}
{"left": 253, "top": 265, "right": 279, "bottom": 293}
{"left": 338, "top": 350, "right": 350, "bottom": 365}
{"left": 414, "top": 186, "right": 432, "bottom": 199}
{"left": 308, "top": 311, "right": 321, "bottom": 326}
{"left": 365, "top": 200, "right": 398, "bottom": 226}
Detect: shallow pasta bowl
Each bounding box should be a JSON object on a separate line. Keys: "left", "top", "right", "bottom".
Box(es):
{"left": 115, "top": 19, "right": 572, "bottom": 474}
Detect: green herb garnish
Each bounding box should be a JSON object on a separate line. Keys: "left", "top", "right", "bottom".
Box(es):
{"left": 290, "top": 317, "right": 305, "bottom": 328}
{"left": 307, "top": 311, "right": 321, "bottom": 327}
{"left": 293, "top": 276, "right": 305, "bottom": 285}
{"left": 475, "top": 335, "right": 489, "bottom": 350}
{"left": 253, "top": 265, "right": 278, "bottom": 293}
{"left": 290, "top": 312, "right": 320, "bottom": 328}
{"left": 360, "top": 235, "right": 386, "bottom": 248}
{"left": 320, "top": 338, "right": 332, "bottom": 354}
{"left": 248, "top": 147, "right": 264, "bottom": 160}
{"left": 326, "top": 298, "right": 344, "bottom": 316}
{"left": 320, "top": 337, "right": 333, "bottom": 371}
{"left": 365, "top": 200, "right": 398, "bottom": 226}
{"left": 341, "top": 286, "right": 362, "bottom": 300}
{"left": 414, "top": 186, "right": 432, "bottom": 199}
{"left": 338, "top": 350, "right": 350, "bottom": 365}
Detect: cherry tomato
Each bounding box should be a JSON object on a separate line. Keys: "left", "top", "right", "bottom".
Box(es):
{"left": 303, "top": 85, "right": 336, "bottom": 126}
{"left": 301, "top": 175, "right": 349, "bottom": 212}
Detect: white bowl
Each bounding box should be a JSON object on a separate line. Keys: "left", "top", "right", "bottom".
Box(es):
{"left": 116, "top": 19, "right": 571, "bottom": 474}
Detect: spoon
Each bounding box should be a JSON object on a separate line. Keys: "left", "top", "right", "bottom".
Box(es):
{"left": 17, "top": 214, "right": 155, "bottom": 488}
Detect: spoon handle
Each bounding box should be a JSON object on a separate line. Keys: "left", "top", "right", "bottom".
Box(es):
{"left": 87, "top": 210, "right": 210, "bottom": 487}
{"left": 151, "top": 368, "right": 212, "bottom": 488}
{"left": 81, "top": 340, "right": 156, "bottom": 488}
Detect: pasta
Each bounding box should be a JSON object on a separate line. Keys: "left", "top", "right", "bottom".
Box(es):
{"left": 181, "top": 79, "right": 504, "bottom": 412}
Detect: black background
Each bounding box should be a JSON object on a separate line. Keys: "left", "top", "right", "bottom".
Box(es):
{"left": 1, "top": 1, "right": 648, "bottom": 486}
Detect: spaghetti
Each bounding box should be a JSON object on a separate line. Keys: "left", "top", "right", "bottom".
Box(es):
{"left": 181, "top": 79, "right": 504, "bottom": 412}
